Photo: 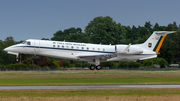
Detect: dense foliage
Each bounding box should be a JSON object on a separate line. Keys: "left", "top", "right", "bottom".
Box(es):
{"left": 0, "top": 16, "right": 180, "bottom": 69}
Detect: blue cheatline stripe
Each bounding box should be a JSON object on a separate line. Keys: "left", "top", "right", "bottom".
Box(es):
{"left": 138, "top": 54, "right": 156, "bottom": 55}
{"left": 16, "top": 46, "right": 156, "bottom": 56}
{"left": 17, "top": 46, "right": 116, "bottom": 54}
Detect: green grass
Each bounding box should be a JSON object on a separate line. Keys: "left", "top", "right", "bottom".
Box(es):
{"left": 0, "top": 70, "right": 180, "bottom": 85}
{"left": 0, "top": 88, "right": 180, "bottom": 97}
{"left": 1, "top": 70, "right": 180, "bottom": 74}
{"left": 1, "top": 77, "right": 180, "bottom": 85}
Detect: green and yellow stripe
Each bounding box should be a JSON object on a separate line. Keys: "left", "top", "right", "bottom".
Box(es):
{"left": 153, "top": 36, "right": 166, "bottom": 53}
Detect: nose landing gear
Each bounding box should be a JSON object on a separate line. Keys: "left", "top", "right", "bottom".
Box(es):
{"left": 16, "top": 54, "right": 18, "bottom": 61}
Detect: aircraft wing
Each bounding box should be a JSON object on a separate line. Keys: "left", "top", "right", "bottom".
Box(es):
{"left": 78, "top": 44, "right": 132, "bottom": 60}
{"left": 77, "top": 53, "right": 117, "bottom": 60}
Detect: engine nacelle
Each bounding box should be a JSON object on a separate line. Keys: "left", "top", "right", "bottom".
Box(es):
{"left": 116, "top": 45, "right": 143, "bottom": 54}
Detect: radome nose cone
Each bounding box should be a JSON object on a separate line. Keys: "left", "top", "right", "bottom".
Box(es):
{"left": 4, "top": 47, "right": 8, "bottom": 51}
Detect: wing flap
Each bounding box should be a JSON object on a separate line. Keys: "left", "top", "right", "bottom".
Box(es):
{"left": 78, "top": 53, "right": 117, "bottom": 60}
{"left": 139, "top": 55, "right": 157, "bottom": 60}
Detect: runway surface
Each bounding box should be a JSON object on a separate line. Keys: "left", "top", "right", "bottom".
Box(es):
{"left": 0, "top": 84, "right": 180, "bottom": 89}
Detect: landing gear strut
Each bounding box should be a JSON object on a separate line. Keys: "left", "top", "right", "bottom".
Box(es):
{"left": 89, "top": 59, "right": 101, "bottom": 70}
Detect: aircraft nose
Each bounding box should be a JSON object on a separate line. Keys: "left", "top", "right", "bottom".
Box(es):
{"left": 4, "top": 47, "right": 9, "bottom": 52}
{"left": 4, "top": 44, "right": 20, "bottom": 52}
{"left": 4, "top": 46, "right": 14, "bottom": 52}
{"left": 4, "top": 48, "right": 8, "bottom": 51}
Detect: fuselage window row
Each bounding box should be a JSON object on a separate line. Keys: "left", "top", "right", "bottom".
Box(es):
{"left": 52, "top": 45, "right": 105, "bottom": 52}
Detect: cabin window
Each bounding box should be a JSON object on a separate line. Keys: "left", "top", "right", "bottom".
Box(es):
{"left": 71, "top": 46, "right": 74, "bottom": 49}
{"left": 62, "top": 45, "right": 64, "bottom": 48}
{"left": 66, "top": 46, "right": 68, "bottom": 48}
{"left": 53, "top": 45, "right": 55, "bottom": 47}
{"left": 27, "top": 41, "right": 31, "bottom": 45}
{"left": 93, "top": 48, "right": 95, "bottom": 50}
{"left": 98, "top": 48, "right": 100, "bottom": 51}
{"left": 77, "top": 46, "right": 79, "bottom": 49}
{"left": 82, "top": 47, "right": 84, "bottom": 50}
{"left": 58, "top": 45, "right": 60, "bottom": 48}
{"left": 87, "top": 47, "right": 89, "bottom": 50}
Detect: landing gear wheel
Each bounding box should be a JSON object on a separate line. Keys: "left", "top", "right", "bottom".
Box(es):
{"left": 89, "top": 65, "right": 95, "bottom": 70}
{"left": 96, "top": 65, "right": 101, "bottom": 70}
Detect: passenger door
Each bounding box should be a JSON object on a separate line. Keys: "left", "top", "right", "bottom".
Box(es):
{"left": 34, "top": 40, "right": 40, "bottom": 52}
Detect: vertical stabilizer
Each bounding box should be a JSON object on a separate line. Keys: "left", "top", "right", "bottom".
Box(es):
{"left": 140, "top": 31, "right": 176, "bottom": 53}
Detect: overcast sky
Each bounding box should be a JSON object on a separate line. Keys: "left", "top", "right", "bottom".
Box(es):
{"left": 0, "top": 0, "right": 180, "bottom": 41}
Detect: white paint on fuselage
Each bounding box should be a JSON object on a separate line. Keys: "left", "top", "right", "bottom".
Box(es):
{"left": 4, "top": 39, "right": 157, "bottom": 63}
{"left": 4, "top": 31, "right": 176, "bottom": 68}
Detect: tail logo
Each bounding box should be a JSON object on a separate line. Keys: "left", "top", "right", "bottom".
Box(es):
{"left": 148, "top": 43, "right": 152, "bottom": 48}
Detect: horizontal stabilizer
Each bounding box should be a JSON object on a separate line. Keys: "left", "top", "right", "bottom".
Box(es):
{"left": 156, "top": 31, "right": 176, "bottom": 34}
{"left": 155, "top": 31, "right": 176, "bottom": 36}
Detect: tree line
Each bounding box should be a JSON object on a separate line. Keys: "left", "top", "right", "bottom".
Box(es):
{"left": 0, "top": 16, "right": 180, "bottom": 70}
{"left": 51, "top": 16, "right": 180, "bottom": 63}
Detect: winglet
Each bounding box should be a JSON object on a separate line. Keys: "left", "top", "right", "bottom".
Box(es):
{"left": 122, "top": 43, "right": 131, "bottom": 54}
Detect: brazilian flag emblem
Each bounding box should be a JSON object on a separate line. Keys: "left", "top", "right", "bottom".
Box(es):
{"left": 53, "top": 42, "right": 56, "bottom": 44}
{"left": 153, "top": 36, "right": 166, "bottom": 53}
{"left": 148, "top": 43, "right": 152, "bottom": 48}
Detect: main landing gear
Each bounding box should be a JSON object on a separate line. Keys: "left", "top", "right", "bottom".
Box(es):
{"left": 89, "top": 65, "right": 101, "bottom": 70}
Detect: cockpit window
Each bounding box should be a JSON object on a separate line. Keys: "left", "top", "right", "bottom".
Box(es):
{"left": 21, "top": 41, "right": 31, "bottom": 45}
{"left": 27, "top": 41, "right": 31, "bottom": 45}
{"left": 21, "top": 41, "right": 26, "bottom": 44}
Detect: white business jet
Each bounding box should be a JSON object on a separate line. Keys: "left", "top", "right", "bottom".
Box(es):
{"left": 4, "top": 31, "right": 176, "bottom": 70}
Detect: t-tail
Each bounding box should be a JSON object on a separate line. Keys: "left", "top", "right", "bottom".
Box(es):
{"left": 140, "top": 31, "right": 176, "bottom": 53}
